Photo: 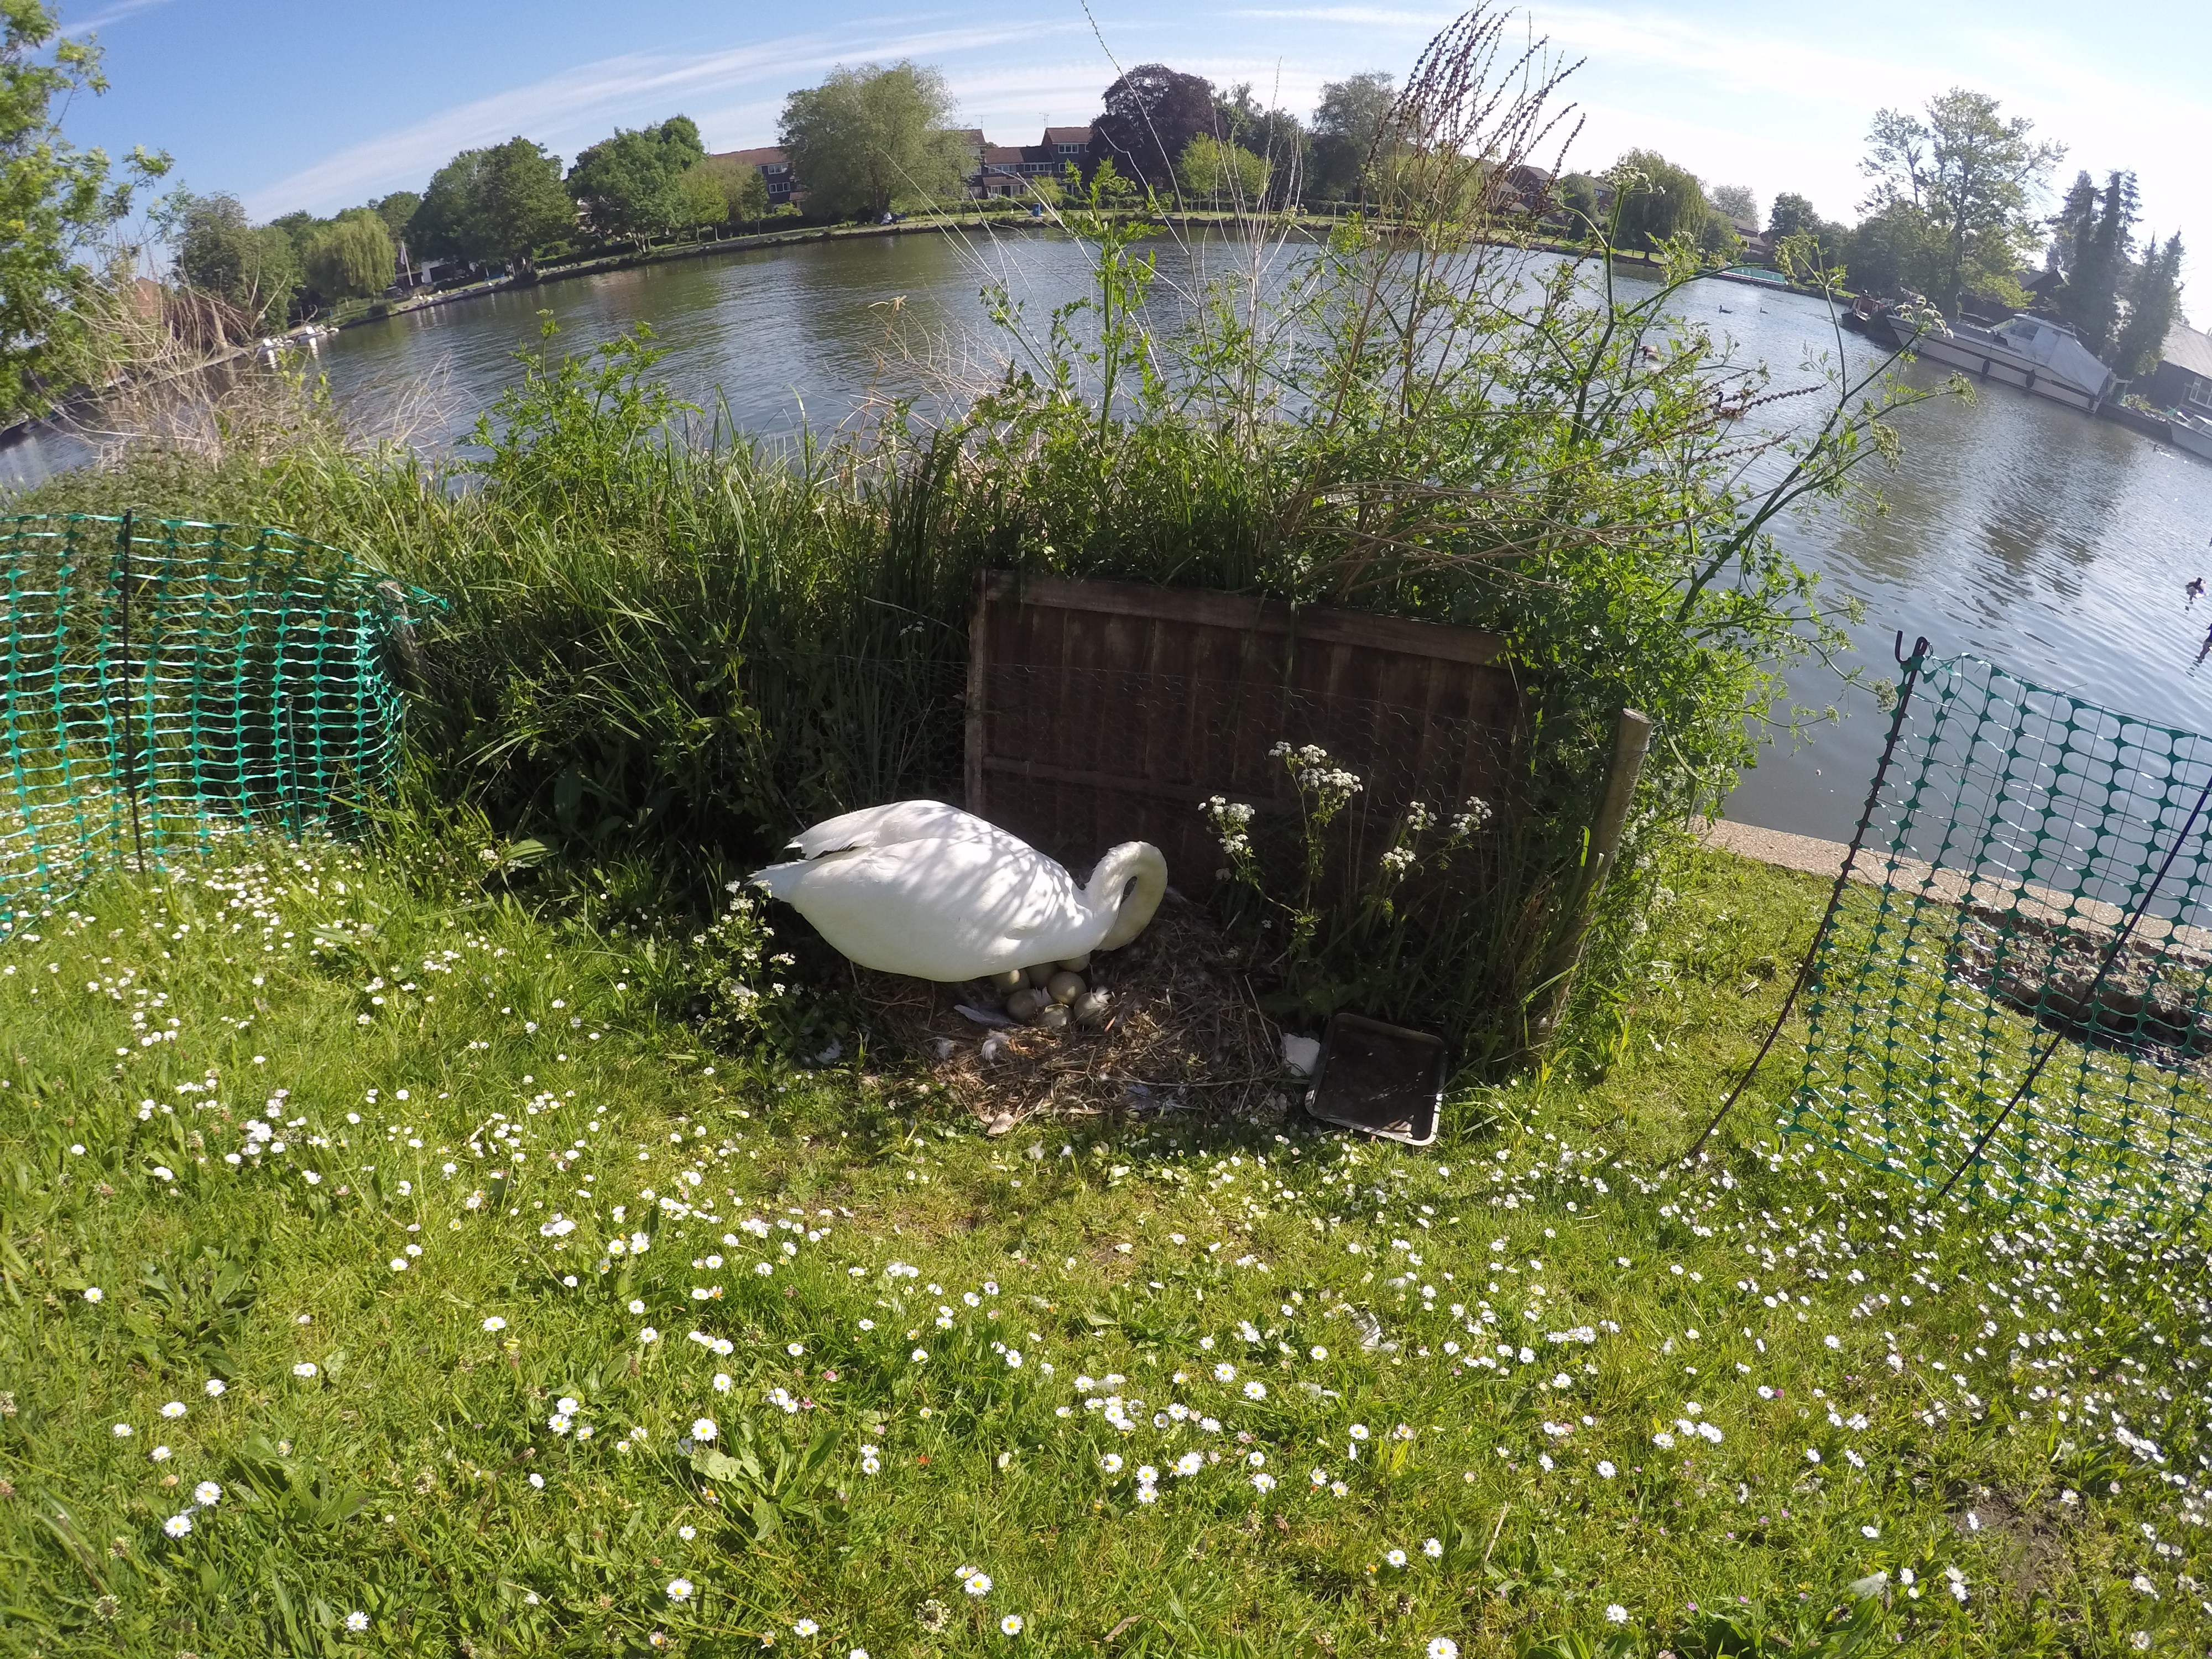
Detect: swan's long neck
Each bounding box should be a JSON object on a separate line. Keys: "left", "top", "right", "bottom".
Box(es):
{"left": 1088, "top": 841, "right": 1168, "bottom": 951}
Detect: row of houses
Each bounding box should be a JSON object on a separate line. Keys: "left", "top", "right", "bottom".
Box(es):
{"left": 709, "top": 124, "right": 1098, "bottom": 210}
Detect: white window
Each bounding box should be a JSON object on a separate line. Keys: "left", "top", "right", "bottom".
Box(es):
{"left": 2188, "top": 378, "right": 2212, "bottom": 411}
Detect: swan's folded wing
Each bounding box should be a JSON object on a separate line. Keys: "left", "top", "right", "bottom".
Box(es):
{"left": 750, "top": 837, "right": 1086, "bottom": 980}
{"left": 789, "top": 800, "right": 1007, "bottom": 860}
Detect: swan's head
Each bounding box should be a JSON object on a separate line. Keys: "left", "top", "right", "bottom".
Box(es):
{"left": 1088, "top": 841, "right": 1168, "bottom": 951}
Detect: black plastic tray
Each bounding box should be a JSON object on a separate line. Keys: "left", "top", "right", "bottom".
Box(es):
{"left": 1303, "top": 1012, "right": 1446, "bottom": 1146}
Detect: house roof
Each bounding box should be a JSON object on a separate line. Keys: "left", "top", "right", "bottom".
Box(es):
{"left": 953, "top": 128, "right": 987, "bottom": 145}
{"left": 2163, "top": 320, "right": 2212, "bottom": 382}
{"left": 980, "top": 145, "right": 1028, "bottom": 164}
{"left": 1043, "top": 126, "right": 1093, "bottom": 144}
{"left": 712, "top": 146, "right": 788, "bottom": 168}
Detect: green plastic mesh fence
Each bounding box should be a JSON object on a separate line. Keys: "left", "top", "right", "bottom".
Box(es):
{"left": 0, "top": 513, "right": 434, "bottom": 935}
{"left": 1788, "top": 654, "right": 2212, "bottom": 1226}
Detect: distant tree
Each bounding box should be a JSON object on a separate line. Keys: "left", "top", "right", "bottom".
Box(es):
{"left": 0, "top": 0, "right": 169, "bottom": 418}
{"left": 1697, "top": 206, "right": 1741, "bottom": 259}
{"left": 265, "top": 209, "right": 316, "bottom": 254}
{"left": 1838, "top": 199, "right": 1942, "bottom": 299}
{"left": 2047, "top": 169, "right": 2096, "bottom": 273}
{"left": 1090, "top": 62, "right": 1216, "bottom": 194}
{"left": 567, "top": 118, "right": 708, "bottom": 249}
{"left": 2051, "top": 169, "right": 2136, "bottom": 358}
{"left": 1767, "top": 192, "right": 1817, "bottom": 238}
{"left": 164, "top": 191, "right": 300, "bottom": 327}
{"left": 2114, "top": 232, "right": 2184, "bottom": 379}
{"left": 410, "top": 138, "right": 574, "bottom": 274}
{"left": 1213, "top": 82, "right": 1305, "bottom": 207}
{"left": 1707, "top": 182, "right": 1757, "bottom": 224}
{"left": 1860, "top": 88, "right": 2062, "bottom": 316}
{"left": 371, "top": 190, "right": 420, "bottom": 248}
{"left": 1176, "top": 133, "right": 1269, "bottom": 208}
{"left": 301, "top": 211, "right": 394, "bottom": 301}
{"left": 404, "top": 161, "right": 474, "bottom": 263}
{"left": 780, "top": 61, "right": 969, "bottom": 220}
{"left": 1556, "top": 171, "right": 1603, "bottom": 234}
{"left": 1610, "top": 149, "right": 1705, "bottom": 251}
{"left": 1307, "top": 70, "right": 1394, "bottom": 202}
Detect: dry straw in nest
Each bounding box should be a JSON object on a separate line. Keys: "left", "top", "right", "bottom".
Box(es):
{"left": 860, "top": 896, "right": 1292, "bottom": 1131}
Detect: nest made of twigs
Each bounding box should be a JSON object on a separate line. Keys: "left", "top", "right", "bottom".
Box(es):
{"left": 859, "top": 894, "right": 1292, "bottom": 1131}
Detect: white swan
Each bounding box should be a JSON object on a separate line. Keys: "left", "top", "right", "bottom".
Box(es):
{"left": 750, "top": 800, "right": 1168, "bottom": 982}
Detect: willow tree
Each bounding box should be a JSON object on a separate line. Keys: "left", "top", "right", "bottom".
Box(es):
{"left": 302, "top": 211, "right": 395, "bottom": 300}
{"left": 779, "top": 62, "right": 970, "bottom": 220}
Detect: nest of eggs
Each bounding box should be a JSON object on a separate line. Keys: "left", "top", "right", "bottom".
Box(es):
{"left": 858, "top": 893, "right": 1291, "bottom": 1129}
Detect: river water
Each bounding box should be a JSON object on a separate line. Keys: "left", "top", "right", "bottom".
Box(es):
{"left": 13, "top": 227, "right": 2212, "bottom": 845}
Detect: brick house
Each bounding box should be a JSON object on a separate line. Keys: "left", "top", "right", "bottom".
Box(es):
{"left": 712, "top": 145, "right": 799, "bottom": 207}
{"left": 971, "top": 126, "right": 1093, "bottom": 196}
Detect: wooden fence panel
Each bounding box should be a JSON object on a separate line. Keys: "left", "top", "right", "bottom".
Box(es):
{"left": 964, "top": 571, "right": 1526, "bottom": 893}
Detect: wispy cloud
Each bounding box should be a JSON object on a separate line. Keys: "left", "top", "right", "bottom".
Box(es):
{"left": 1231, "top": 6, "right": 1449, "bottom": 23}
{"left": 246, "top": 19, "right": 1078, "bottom": 216}
{"left": 61, "top": 0, "right": 173, "bottom": 32}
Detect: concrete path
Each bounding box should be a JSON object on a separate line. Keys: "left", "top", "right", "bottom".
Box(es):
{"left": 1695, "top": 817, "right": 2212, "bottom": 958}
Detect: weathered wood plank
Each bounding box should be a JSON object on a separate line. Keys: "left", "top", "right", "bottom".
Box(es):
{"left": 964, "top": 571, "right": 1525, "bottom": 896}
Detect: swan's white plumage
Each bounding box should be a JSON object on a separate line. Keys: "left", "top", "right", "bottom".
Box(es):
{"left": 752, "top": 800, "right": 1166, "bottom": 982}
{"left": 787, "top": 800, "right": 1014, "bottom": 860}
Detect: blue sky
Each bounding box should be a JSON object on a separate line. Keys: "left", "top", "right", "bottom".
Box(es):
{"left": 51, "top": 0, "right": 2212, "bottom": 317}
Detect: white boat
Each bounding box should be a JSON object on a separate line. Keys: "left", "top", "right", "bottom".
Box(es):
{"left": 1884, "top": 311, "right": 2117, "bottom": 413}
{"left": 2169, "top": 412, "right": 2212, "bottom": 463}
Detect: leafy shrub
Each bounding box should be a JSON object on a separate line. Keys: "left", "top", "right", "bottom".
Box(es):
{"left": 684, "top": 885, "right": 849, "bottom": 1060}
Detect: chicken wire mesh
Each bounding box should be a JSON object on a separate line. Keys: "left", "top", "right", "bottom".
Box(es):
{"left": 1788, "top": 653, "right": 2212, "bottom": 1226}
{"left": 0, "top": 513, "right": 433, "bottom": 936}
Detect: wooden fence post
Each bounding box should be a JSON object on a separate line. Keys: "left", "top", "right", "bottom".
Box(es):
{"left": 963, "top": 569, "right": 997, "bottom": 815}
{"left": 1530, "top": 706, "right": 1654, "bottom": 1042}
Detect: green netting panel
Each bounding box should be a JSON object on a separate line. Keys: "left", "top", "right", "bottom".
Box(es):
{"left": 0, "top": 513, "right": 434, "bottom": 933}
{"left": 1788, "top": 654, "right": 2212, "bottom": 1228}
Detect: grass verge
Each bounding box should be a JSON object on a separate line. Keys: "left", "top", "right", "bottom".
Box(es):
{"left": 1, "top": 833, "right": 2205, "bottom": 1659}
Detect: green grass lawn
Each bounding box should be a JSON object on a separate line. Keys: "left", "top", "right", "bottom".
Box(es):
{"left": 3, "top": 830, "right": 2210, "bottom": 1659}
